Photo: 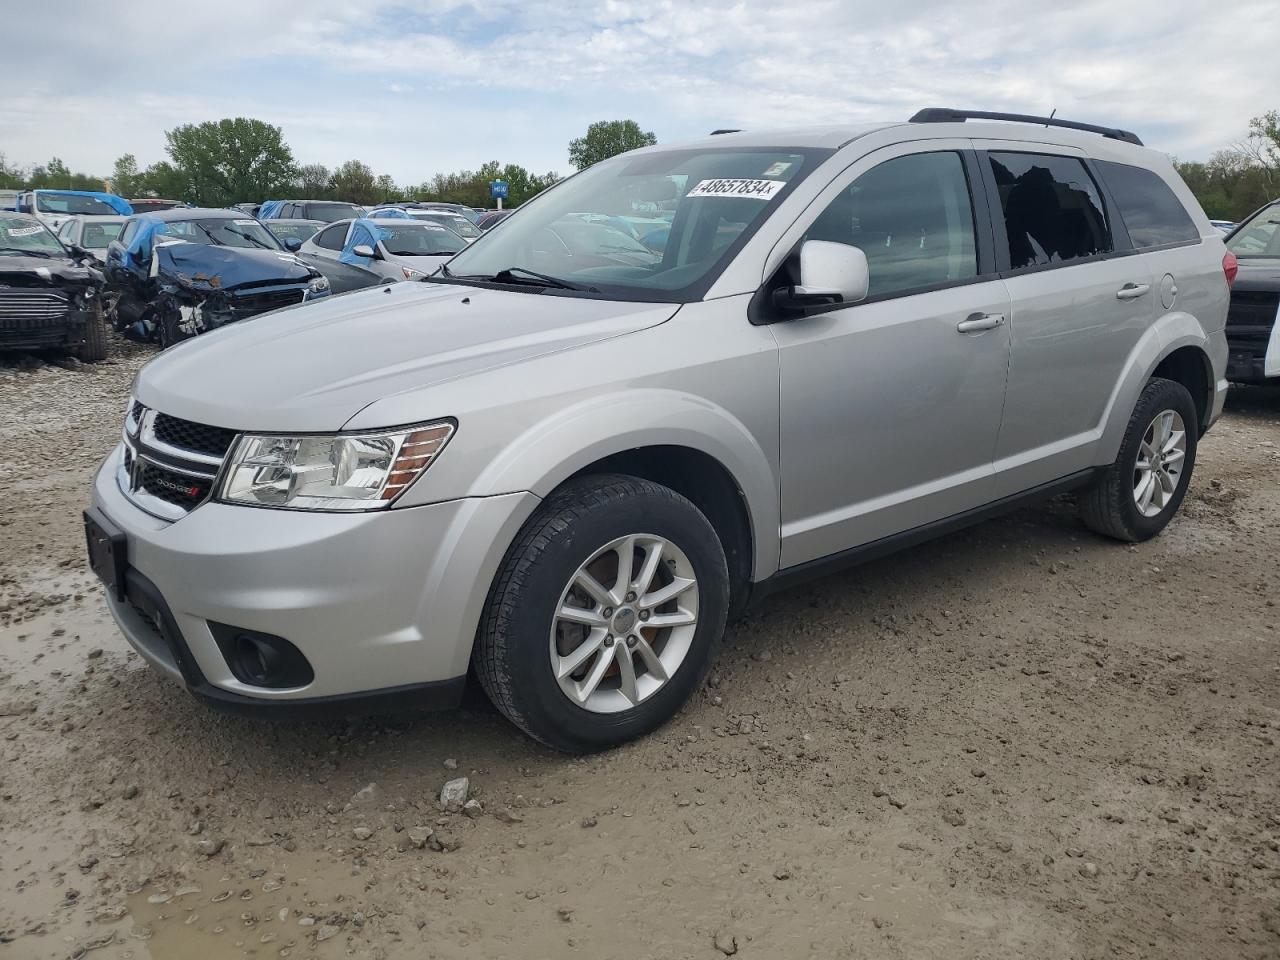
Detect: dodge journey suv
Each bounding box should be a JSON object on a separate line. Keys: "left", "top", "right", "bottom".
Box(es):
{"left": 86, "top": 109, "right": 1232, "bottom": 752}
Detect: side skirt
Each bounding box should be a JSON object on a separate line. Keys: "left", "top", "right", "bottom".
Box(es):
{"left": 750, "top": 467, "right": 1103, "bottom": 604}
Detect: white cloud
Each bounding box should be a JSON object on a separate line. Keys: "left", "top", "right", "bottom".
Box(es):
{"left": 3, "top": 0, "right": 1277, "bottom": 182}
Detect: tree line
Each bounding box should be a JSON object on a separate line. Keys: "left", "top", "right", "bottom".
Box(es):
{"left": 0, "top": 117, "right": 659, "bottom": 211}
{"left": 16, "top": 110, "right": 1277, "bottom": 224}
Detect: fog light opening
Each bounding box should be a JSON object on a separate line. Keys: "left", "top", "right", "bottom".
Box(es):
{"left": 210, "top": 623, "right": 314, "bottom": 689}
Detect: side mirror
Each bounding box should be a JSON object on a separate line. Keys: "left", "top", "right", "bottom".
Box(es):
{"left": 774, "top": 240, "right": 869, "bottom": 313}
{"left": 281, "top": 237, "right": 302, "bottom": 252}
{"left": 68, "top": 243, "right": 91, "bottom": 262}
{"left": 352, "top": 244, "right": 377, "bottom": 259}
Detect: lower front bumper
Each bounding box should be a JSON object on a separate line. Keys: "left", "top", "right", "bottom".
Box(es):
{"left": 92, "top": 444, "right": 540, "bottom": 708}
{"left": 109, "top": 558, "right": 466, "bottom": 718}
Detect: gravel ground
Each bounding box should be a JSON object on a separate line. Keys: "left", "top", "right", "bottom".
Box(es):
{"left": 1, "top": 335, "right": 1278, "bottom": 960}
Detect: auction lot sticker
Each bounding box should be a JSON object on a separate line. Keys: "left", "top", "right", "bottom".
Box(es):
{"left": 687, "top": 178, "right": 785, "bottom": 200}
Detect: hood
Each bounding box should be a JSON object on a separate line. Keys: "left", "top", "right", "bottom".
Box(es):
{"left": 135, "top": 281, "right": 678, "bottom": 431}
{"left": 155, "top": 243, "right": 319, "bottom": 292}
{"left": 0, "top": 254, "right": 100, "bottom": 288}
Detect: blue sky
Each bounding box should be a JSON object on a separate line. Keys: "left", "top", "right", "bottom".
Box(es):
{"left": 3, "top": 0, "right": 1278, "bottom": 184}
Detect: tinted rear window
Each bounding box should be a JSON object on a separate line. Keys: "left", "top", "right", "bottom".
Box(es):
{"left": 1095, "top": 161, "right": 1199, "bottom": 249}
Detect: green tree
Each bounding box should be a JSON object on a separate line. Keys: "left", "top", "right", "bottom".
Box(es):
{"left": 26, "top": 157, "right": 102, "bottom": 191}
{"left": 164, "top": 117, "right": 297, "bottom": 206}
{"left": 328, "top": 160, "right": 379, "bottom": 204}
{"left": 374, "top": 173, "right": 398, "bottom": 203}
{"left": 568, "top": 120, "right": 656, "bottom": 171}
{"left": 110, "top": 154, "right": 142, "bottom": 197}
{"left": 295, "top": 163, "right": 331, "bottom": 198}
{"left": 0, "top": 154, "right": 23, "bottom": 190}
{"left": 139, "top": 161, "right": 189, "bottom": 201}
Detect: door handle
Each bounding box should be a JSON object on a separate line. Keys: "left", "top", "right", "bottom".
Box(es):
{"left": 956, "top": 312, "right": 1005, "bottom": 333}
{"left": 1116, "top": 282, "right": 1151, "bottom": 300}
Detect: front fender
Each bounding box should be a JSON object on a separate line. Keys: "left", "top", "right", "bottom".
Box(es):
{"left": 1097, "top": 311, "right": 1217, "bottom": 462}
{"left": 467, "top": 388, "right": 781, "bottom": 581}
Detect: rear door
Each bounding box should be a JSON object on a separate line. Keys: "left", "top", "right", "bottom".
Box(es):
{"left": 307, "top": 221, "right": 350, "bottom": 262}
{"left": 973, "top": 142, "right": 1158, "bottom": 497}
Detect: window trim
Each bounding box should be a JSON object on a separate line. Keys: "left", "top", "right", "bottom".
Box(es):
{"left": 312, "top": 221, "right": 350, "bottom": 252}
{"left": 977, "top": 148, "right": 1133, "bottom": 279}
{"left": 751, "top": 146, "right": 1000, "bottom": 324}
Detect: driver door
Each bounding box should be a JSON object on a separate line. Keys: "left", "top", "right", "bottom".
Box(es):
{"left": 770, "top": 142, "right": 1013, "bottom": 568}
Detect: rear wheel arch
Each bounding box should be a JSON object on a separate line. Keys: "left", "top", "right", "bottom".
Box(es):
{"left": 1151, "top": 345, "right": 1211, "bottom": 434}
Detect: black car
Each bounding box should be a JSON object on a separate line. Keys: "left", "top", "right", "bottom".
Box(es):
{"left": 0, "top": 213, "right": 109, "bottom": 361}
{"left": 1224, "top": 200, "right": 1280, "bottom": 383}
{"left": 104, "top": 208, "right": 332, "bottom": 348}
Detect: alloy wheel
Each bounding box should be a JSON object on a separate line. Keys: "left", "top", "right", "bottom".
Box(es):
{"left": 1133, "top": 409, "right": 1186, "bottom": 518}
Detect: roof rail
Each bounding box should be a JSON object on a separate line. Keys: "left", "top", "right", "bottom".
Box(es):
{"left": 710, "top": 129, "right": 741, "bottom": 135}
{"left": 909, "top": 108, "right": 1143, "bottom": 146}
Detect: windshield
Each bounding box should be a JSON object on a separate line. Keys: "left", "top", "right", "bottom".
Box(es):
{"left": 378, "top": 223, "right": 465, "bottom": 256}
{"left": 36, "top": 193, "right": 119, "bottom": 215}
{"left": 81, "top": 221, "right": 124, "bottom": 248}
{"left": 426, "top": 214, "right": 481, "bottom": 239}
{"left": 162, "top": 218, "right": 282, "bottom": 250}
{"left": 1227, "top": 204, "right": 1280, "bottom": 259}
{"left": 0, "top": 216, "right": 65, "bottom": 256}
{"left": 309, "top": 203, "right": 364, "bottom": 223}
{"left": 266, "top": 221, "right": 321, "bottom": 243}
{"left": 441, "top": 147, "right": 824, "bottom": 300}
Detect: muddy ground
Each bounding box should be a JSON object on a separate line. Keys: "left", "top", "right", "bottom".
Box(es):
{"left": 1, "top": 337, "right": 1278, "bottom": 960}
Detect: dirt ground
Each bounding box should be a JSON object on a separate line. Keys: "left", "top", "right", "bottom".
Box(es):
{"left": 1, "top": 337, "right": 1278, "bottom": 960}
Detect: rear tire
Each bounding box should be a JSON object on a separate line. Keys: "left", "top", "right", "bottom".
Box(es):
{"left": 474, "top": 474, "right": 729, "bottom": 753}
{"left": 72, "top": 303, "right": 108, "bottom": 363}
{"left": 1080, "top": 377, "right": 1198, "bottom": 542}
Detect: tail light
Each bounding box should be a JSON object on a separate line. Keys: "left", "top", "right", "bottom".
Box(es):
{"left": 1223, "top": 251, "right": 1239, "bottom": 289}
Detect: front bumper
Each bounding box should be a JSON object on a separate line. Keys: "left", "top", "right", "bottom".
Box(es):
{"left": 92, "top": 444, "right": 539, "bottom": 711}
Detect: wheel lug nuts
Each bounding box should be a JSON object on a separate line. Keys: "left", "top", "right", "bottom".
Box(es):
{"left": 603, "top": 607, "right": 613, "bottom": 617}
{"left": 604, "top": 635, "right": 614, "bottom": 647}
{"left": 625, "top": 592, "right": 636, "bottom": 602}
{"left": 639, "top": 611, "right": 650, "bottom": 621}
{"left": 626, "top": 636, "right": 637, "bottom": 648}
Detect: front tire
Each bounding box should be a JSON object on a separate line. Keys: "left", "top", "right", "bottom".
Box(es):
{"left": 72, "top": 303, "right": 108, "bottom": 363}
{"left": 1080, "top": 377, "right": 1198, "bottom": 542}
{"left": 474, "top": 474, "right": 729, "bottom": 753}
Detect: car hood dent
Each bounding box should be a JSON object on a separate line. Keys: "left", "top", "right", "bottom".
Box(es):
{"left": 0, "top": 254, "right": 101, "bottom": 288}
{"left": 156, "top": 243, "right": 318, "bottom": 294}
{"left": 134, "top": 281, "right": 679, "bottom": 431}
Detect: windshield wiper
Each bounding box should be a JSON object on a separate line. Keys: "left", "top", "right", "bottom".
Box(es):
{"left": 0, "top": 247, "right": 54, "bottom": 258}
{"left": 226, "top": 228, "right": 272, "bottom": 249}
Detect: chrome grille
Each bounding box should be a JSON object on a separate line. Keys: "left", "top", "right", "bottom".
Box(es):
{"left": 119, "top": 404, "right": 239, "bottom": 521}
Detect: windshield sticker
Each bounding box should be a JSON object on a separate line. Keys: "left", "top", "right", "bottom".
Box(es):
{"left": 762, "top": 161, "right": 793, "bottom": 177}
{"left": 686, "top": 178, "right": 786, "bottom": 201}
{"left": 233, "top": 219, "right": 258, "bottom": 226}
{"left": 6, "top": 225, "right": 44, "bottom": 237}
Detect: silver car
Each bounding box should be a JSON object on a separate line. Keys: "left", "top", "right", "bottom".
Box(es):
{"left": 86, "top": 109, "right": 1231, "bottom": 751}
{"left": 56, "top": 215, "right": 127, "bottom": 264}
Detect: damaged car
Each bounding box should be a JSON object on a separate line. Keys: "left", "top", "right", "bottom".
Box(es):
{"left": 104, "top": 209, "right": 331, "bottom": 348}
{"left": 0, "top": 213, "right": 110, "bottom": 361}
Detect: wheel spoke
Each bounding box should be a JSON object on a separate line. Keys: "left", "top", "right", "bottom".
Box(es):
{"left": 1157, "top": 467, "right": 1176, "bottom": 497}
{"left": 556, "top": 628, "right": 607, "bottom": 679}
{"left": 640, "top": 576, "right": 696, "bottom": 610}
{"left": 632, "top": 539, "right": 665, "bottom": 597}
{"left": 1163, "top": 447, "right": 1185, "bottom": 469}
{"left": 1163, "top": 429, "right": 1185, "bottom": 455}
{"left": 575, "top": 646, "right": 614, "bottom": 703}
{"left": 574, "top": 570, "right": 614, "bottom": 609}
{"left": 645, "top": 607, "right": 697, "bottom": 629}
{"left": 557, "top": 603, "right": 605, "bottom": 628}
{"left": 632, "top": 636, "right": 668, "bottom": 682}
{"left": 614, "top": 643, "right": 639, "bottom": 703}
{"left": 1136, "top": 472, "right": 1157, "bottom": 512}
{"left": 1156, "top": 412, "right": 1172, "bottom": 449}
{"left": 611, "top": 536, "right": 637, "bottom": 603}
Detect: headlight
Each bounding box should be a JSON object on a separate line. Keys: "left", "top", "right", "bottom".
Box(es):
{"left": 218, "top": 422, "right": 454, "bottom": 511}
{"left": 307, "top": 275, "right": 331, "bottom": 294}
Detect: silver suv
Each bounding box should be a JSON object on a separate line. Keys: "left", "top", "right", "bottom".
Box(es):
{"left": 85, "top": 109, "right": 1232, "bottom": 751}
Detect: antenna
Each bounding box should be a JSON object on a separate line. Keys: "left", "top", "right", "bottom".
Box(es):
{"left": 1046, "top": 109, "right": 1057, "bottom": 128}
